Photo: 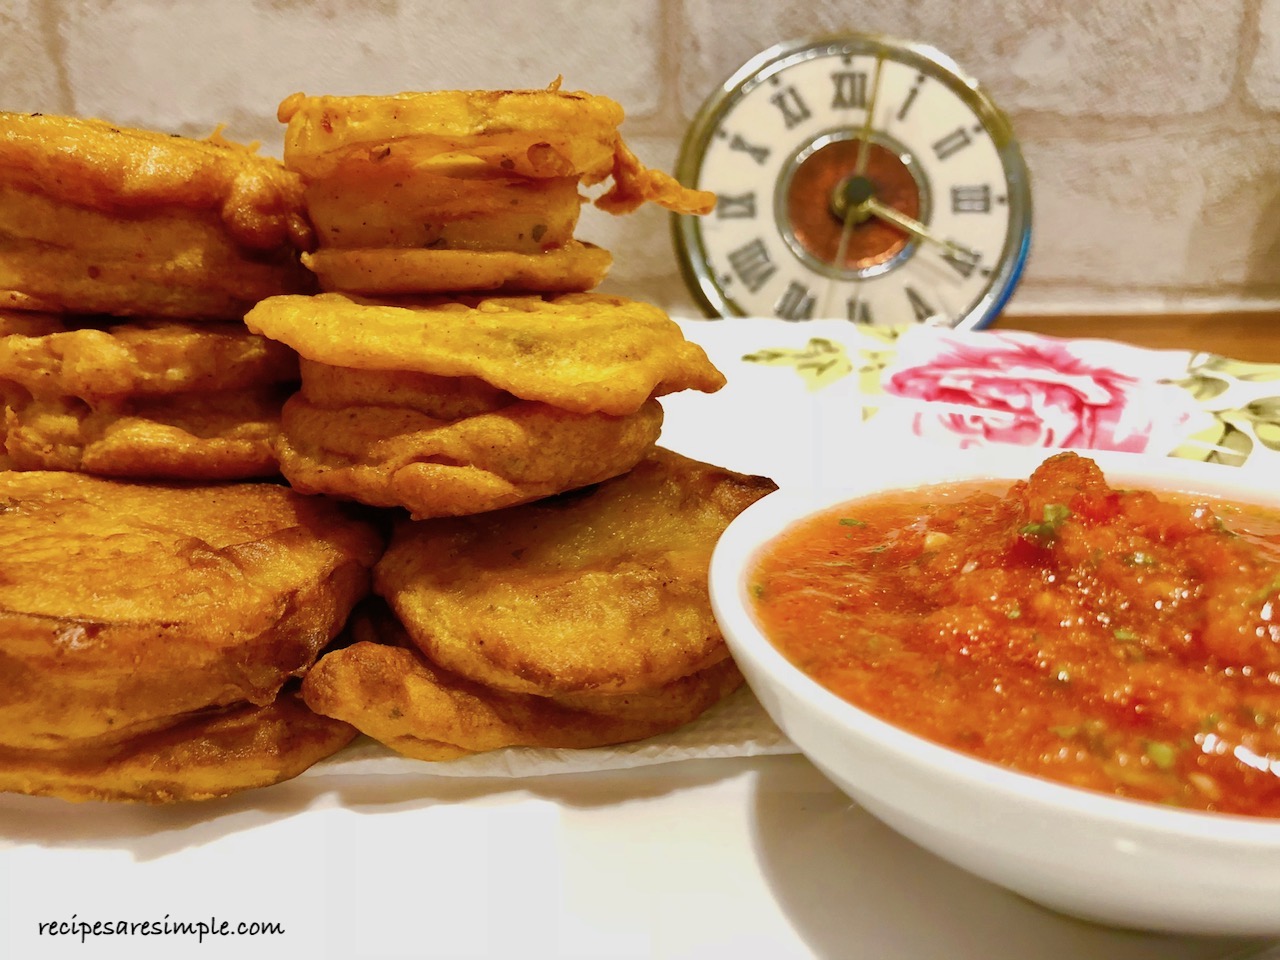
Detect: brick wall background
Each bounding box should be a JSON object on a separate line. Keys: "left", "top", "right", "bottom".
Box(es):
{"left": 3, "top": 0, "right": 1279, "bottom": 320}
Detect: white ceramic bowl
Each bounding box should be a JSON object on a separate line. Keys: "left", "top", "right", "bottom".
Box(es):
{"left": 711, "top": 445, "right": 1280, "bottom": 936}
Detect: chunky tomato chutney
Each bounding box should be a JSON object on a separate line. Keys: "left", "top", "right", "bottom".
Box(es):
{"left": 749, "top": 452, "right": 1280, "bottom": 817}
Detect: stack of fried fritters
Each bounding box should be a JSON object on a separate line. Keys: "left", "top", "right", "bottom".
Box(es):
{"left": 276, "top": 83, "right": 714, "bottom": 295}
{"left": 245, "top": 88, "right": 776, "bottom": 760}
{"left": 0, "top": 471, "right": 381, "bottom": 803}
{"left": 245, "top": 290, "right": 725, "bottom": 518}
{"left": 0, "top": 87, "right": 775, "bottom": 799}
{"left": 0, "top": 113, "right": 314, "bottom": 319}
{"left": 0, "top": 115, "right": 383, "bottom": 803}
{"left": 0, "top": 311, "right": 298, "bottom": 478}
{"left": 0, "top": 114, "right": 315, "bottom": 480}
{"left": 305, "top": 450, "right": 775, "bottom": 759}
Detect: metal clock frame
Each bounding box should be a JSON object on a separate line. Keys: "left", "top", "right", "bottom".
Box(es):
{"left": 671, "top": 33, "right": 1033, "bottom": 329}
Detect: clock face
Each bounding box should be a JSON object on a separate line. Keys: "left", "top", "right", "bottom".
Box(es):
{"left": 673, "top": 35, "right": 1032, "bottom": 328}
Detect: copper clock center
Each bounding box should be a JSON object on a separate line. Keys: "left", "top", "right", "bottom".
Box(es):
{"left": 784, "top": 137, "right": 923, "bottom": 274}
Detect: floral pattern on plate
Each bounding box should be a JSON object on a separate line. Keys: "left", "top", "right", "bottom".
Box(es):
{"left": 731, "top": 322, "right": 1280, "bottom": 469}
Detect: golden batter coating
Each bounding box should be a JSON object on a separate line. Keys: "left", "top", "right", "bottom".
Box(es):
{"left": 375, "top": 449, "right": 777, "bottom": 696}
{"left": 0, "top": 691, "right": 356, "bottom": 804}
{"left": 300, "top": 603, "right": 743, "bottom": 759}
{"left": 0, "top": 114, "right": 315, "bottom": 319}
{"left": 0, "top": 113, "right": 312, "bottom": 250}
{"left": 0, "top": 312, "right": 298, "bottom": 400}
{"left": 245, "top": 292, "right": 725, "bottom": 416}
{"left": 297, "top": 360, "right": 509, "bottom": 420}
{"left": 0, "top": 471, "right": 382, "bottom": 751}
{"left": 274, "top": 389, "right": 664, "bottom": 519}
{"left": 300, "top": 243, "right": 612, "bottom": 295}
{"left": 303, "top": 163, "right": 583, "bottom": 252}
{"left": 278, "top": 87, "right": 626, "bottom": 183}
{"left": 2, "top": 385, "right": 289, "bottom": 479}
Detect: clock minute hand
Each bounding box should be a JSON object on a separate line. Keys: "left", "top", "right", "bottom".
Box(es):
{"left": 820, "top": 55, "right": 884, "bottom": 319}
{"left": 863, "top": 196, "right": 974, "bottom": 261}
{"left": 853, "top": 55, "right": 885, "bottom": 177}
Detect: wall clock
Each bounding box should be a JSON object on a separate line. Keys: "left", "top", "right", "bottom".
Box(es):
{"left": 672, "top": 34, "right": 1032, "bottom": 329}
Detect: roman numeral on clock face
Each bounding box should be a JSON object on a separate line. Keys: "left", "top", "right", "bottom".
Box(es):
{"left": 830, "top": 70, "right": 868, "bottom": 109}
{"left": 951, "top": 185, "right": 992, "bottom": 213}
{"left": 715, "top": 192, "right": 757, "bottom": 219}
{"left": 905, "top": 285, "right": 938, "bottom": 323}
{"left": 942, "top": 243, "right": 983, "bottom": 278}
{"left": 932, "top": 126, "right": 973, "bottom": 160}
{"left": 775, "top": 280, "right": 815, "bottom": 320}
{"left": 728, "top": 133, "right": 770, "bottom": 166}
{"left": 770, "top": 85, "right": 812, "bottom": 129}
{"left": 727, "top": 238, "right": 777, "bottom": 293}
{"left": 896, "top": 74, "right": 924, "bottom": 121}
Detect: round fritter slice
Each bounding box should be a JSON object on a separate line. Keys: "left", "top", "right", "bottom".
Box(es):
{"left": 0, "top": 312, "right": 298, "bottom": 400}
{"left": 278, "top": 87, "right": 626, "bottom": 182}
{"left": 300, "top": 604, "right": 744, "bottom": 758}
{"left": 0, "top": 113, "right": 312, "bottom": 251}
{"left": 246, "top": 292, "right": 725, "bottom": 416}
{"left": 0, "top": 115, "right": 314, "bottom": 319}
{"left": 276, "top": 87, "right": 714, "bottom": 216}
{"left": 3, "top": 385, "right": 289, "bottom": 480}
{"left": 0, "top": 690, "right": 356, "bottom": 804}
{"left": 0, "top": 472, "right": 383, "bottom": 750}
{"left": 301, "top": 242, "right": 611, "bottom": 295}
{"left": 274, "top": 389, "right": 663, "bottom": 519}
{"left": 298, "top": 359, "right": 510, "bottom": 419}
{"left": 304, "top": 163, "right": 583, "bottom": 252}
{"left": 375, "top": 448, "right": 778, "bottom": 696}
{"left": 0, "top": 229, "right": 313, "bottom": 321}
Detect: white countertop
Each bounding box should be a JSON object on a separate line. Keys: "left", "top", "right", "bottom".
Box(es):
{"left": 4, "top": 754, "right": 1274, "bottom": 960}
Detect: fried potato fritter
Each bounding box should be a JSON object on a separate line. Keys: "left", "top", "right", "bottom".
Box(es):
{"left": 0, "top": 113, "right": 315, "bottom": 319}
{"left": 0, "top": 691, "right": 356, "bottom": 804}
{"left": 0, "top": 314, "right": 299, "bottom": 479}
{"left": 375, "top": 449, "right": 777, "bottom": 696}
{"left": 0, "top": 471, "right": 382, "bottom": 751}
{"left": 3, "top": 385, "right": 289, "bottom": 479}
{"left": 245, "top": 292, "right": 725, "bottom": 415}
{"left": 0, "top": 113, "right": 312, "bottom": 250}
{"left": 301, "top": 606, "right": 743, "bottom": 758}
{"left": 274, "top": 390, "right": 664, "bottom": 518}
{"left": 278, "top": 88, "right": 626, "bottom": 183}
{"left": 0, "top": 312, "right": 298, "bottom": 399}
{"left": 277, "top": 86, "right": 711, "bottom": 296}
{"left": 304, "top": 163, "right": 583, "bottom": 252}
{"left": 300, "top": 243, "right": 612, "bottom": 295}
{"left": 278, "top": 86, "right": 713, "bottom": 217}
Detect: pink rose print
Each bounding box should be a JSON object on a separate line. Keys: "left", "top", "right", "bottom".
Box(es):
{"left": 883, "top": 332, "right": 1193, "bottom": 452}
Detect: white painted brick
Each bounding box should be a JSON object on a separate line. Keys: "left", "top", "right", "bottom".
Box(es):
{"left": 395, "top": 0, "right": 662, "bottom": 115}
{"left": 1016, "top": 121, "right": 1280, "bottom": 297}
{"left": 677, "top": 0, "right": 1242, "bottom": 119}
{"left": 1248, "top": 0, "right": 1280, "bottom": 108}
{"left": 60, "top": 0, "right": 661, "bottom": 150}
{"left": 0, "top": 0, "right": 64, "bottom": 112}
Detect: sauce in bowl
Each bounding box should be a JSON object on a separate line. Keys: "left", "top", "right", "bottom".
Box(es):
{"left": 749, "top": 452, "right": 1280, "bottom": 817}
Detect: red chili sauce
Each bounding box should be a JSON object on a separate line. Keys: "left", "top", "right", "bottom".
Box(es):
{"left": 750, "top": 452, "right": 1280, "bottom": 817}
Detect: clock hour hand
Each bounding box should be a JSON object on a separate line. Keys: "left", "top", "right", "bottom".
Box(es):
{"left": 862, "top": 196, "right": 977, "bottom": 263}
